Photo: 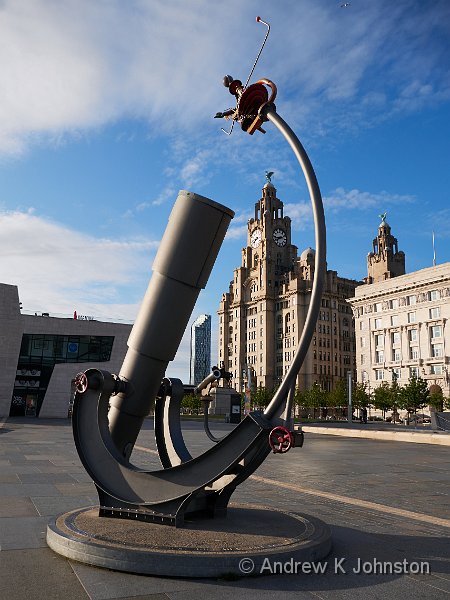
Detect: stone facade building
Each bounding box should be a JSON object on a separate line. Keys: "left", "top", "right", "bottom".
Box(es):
{"left": 348, "top": 217, "right": 450, "bottom": 396}
{"left": 217, "top": 180, "right": 360, "bottom": 393}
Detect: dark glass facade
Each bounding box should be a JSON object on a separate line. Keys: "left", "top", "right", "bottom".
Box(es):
{"left": 10, "top": 334, "right": 114, "bottom": 417}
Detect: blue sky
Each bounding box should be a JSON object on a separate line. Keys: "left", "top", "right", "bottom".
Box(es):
{"left": 0, "top": 0, "right": 449, "bottom": 379}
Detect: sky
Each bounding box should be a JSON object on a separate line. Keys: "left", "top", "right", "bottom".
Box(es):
{"left": 0, "top": 0, "right": 449, "bottom": 380}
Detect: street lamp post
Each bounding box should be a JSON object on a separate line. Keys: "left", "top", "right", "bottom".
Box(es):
{"left": 347, "top": 370, "right": 352, "bottom": 424}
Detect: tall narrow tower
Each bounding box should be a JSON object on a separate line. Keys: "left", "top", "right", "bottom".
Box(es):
{"left": 366, "top": 213, "right": 405, "bottom": 283}
{"left": 189, "top": 314, "right": 211, "bottom": 386}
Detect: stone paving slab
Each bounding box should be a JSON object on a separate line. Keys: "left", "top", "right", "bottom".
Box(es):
{"left": 0, "top": 548, "right": 89, "bottom": 599}
{"left": 0, "top": 515, "right": 49, "bottom": 549}
{"left": 17, "top": 472, "right": 78, "bottom": 484}
{"left": 31, "top": 495, "right": 97, "bottom": 517}
{"left": 0, "top": 496, "right": 38, "bottom": 517}
{"left": 55, "top": 482, "right": 96, "bottom": 496}
{"left": 0, "top": 483, "right": 62, "bottom": 497}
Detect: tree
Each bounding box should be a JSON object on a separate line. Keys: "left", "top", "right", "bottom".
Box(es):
{"left": 399, "top": 376, "right": 429, "bottom": 421}
{"left": 329, "top": 379, "right": 348, "bottom": 418}
{"left": 352, "top": 382, "right": 371, "bottom": 410}
{"left": 373, "top": 382, "right": 392, "bottom": 419}
{"left": 389, "top": 378, "right": 402, "bottom": 422}
{"left": 294, "top": 387, "right": 307, "bottom": 419}
{"left": 251, "top": 385, "right": 272, "bottom": 411}
{"left": 428, "top": 391, "right": 444, "bottom": 412}
{"left": 304, "top": 383, "right": 328, "bottom": 420}
{"left": 181, "top": 393, "right": 202, "bottom": 415}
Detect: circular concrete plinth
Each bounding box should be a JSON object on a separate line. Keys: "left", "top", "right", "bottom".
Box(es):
{"left": 47, "top": 504, "right": 332, "bottom": 578}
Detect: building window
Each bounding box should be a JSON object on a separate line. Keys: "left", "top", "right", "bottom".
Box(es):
{"left": 393, "top": 349, "right": 401, "bottom": 361}
{"left": 391, "top": 315, "right": 398, "bottom": 326}
{"left": 374, "top": 318, "right": 382, "bottom": 329}
{"left": 360, "top": 337, "right": 366, "bottom": 348}
{"left": 374, "top": 302, "right": 382, "bottom": 313}
{"left": 431, "top": 325, "right": 442, "bottom": 339}
{"left": 360, "top": 355, "right": 365, "bottom": 364}
{"left": 391, "top": 332, "right": 400, "bottom": 345}
{"left": 392, "top": 367, "right": 401, "bottom": 380}
{"left": 375, "top": 334, "right": 384, "bottom": 347}
{"left": 407, "top": 312, "right": 416, "bottom": 324}
{"left": 409, "top": 329, "right": 418, "bottom": 342}
{"left": 13, "top": 333, "right": 115, "bottom": 417}
{"left": 375, "top": 350, "right": 384, "bottom": 363}
{"left": 431, "top": 364, "right": 443, "bottom": 375}
{"left": 429, "top": 290, "right": 439, "bottom": 301}
{"left": 362, "top": 370, "right": 368, "bottom": 382}
{"left": 390, "top": 299, "right": 399, "bottom": 310}
{"left": 410, "top": 366, "right": 419, "bottom": 378}
{"left": 407, "top": 295, "right": 416, "bottom": 306}
{"left": 375, "top": 369, "right": 384, "bottom": 381}
{"left": 432, "top": 344, "right": 443, "bottom": 358}
{"left": 410, "top": 347, "right": 419, "bottom": 360}
{"left": 429, "top": 307, "right": 440, "bottom": 319}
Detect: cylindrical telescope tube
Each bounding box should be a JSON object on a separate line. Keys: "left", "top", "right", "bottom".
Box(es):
{"left": 109, "top": 190, "right": 234, "bottom": 455}
{"left": 194, "top": 368, "right": 222, "bottom": 394}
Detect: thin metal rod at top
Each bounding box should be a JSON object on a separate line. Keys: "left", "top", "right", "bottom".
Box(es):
{"left": 244, "top": 17, "right": 271, "bottom": 89}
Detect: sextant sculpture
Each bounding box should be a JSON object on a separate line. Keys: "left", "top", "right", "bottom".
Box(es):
{"left": 69, "top": 16, "right": 325, "bottom": 528}
{"left": 48, "top": 17, "right": 329, "bottom": 576}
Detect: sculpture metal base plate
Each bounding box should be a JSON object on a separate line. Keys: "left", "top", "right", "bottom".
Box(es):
{"left": 47, "top": 504, "right": 332, "bottom": 578}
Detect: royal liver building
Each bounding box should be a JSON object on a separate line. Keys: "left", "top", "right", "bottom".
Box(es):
{"left": 217, "top": 178, "right": 360, "bottom": 393}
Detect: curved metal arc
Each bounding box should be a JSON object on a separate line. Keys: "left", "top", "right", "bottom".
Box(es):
{"left": 73, "top": 369, "right": 272, "bottom": 508}
{"left": 154, "top": 378, "right": 192, "bottom": 468}
{"left": 262, "top": 108, "right": 327, "bottom": 421}
{"left": 203, "top": 409, "right": 226, "bottom": 444}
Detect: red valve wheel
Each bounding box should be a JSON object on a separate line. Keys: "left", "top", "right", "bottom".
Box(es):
{"left": 74, "top": 372, "right": 88, "bottom": 394}
{"left": 269, "top": 426, "right": 293, "bottom": 454}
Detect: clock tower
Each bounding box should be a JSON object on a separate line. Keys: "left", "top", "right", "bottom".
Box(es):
{"left": 217, "top": 176, "right": 360, "bottom": 395}
{"left": 244, "top": 179, "right": 298, "bottom": 292}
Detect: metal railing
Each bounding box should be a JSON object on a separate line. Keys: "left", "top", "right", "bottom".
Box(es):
{"left": 435, "top": 413, "right": 450, "bottom": 431}
{"left": 20, "top": 310, "right": 134, "bottom": 325}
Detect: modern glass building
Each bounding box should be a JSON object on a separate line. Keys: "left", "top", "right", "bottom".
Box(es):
{"left": 190, "top": 314, "right": 212, "bottom": 386}
{"left": 0, "top": 283, "right": 131, "bottom": 418}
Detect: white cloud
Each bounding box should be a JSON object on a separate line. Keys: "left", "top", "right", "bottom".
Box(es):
{"left": 324, "top": 188, "right": 415, "bottom": 212}
{"left": 284, "top": 202, "right": 312, "bottom": 230}
{"left": 0, "top": 209, "right": 158, "bottom": 318}
{"left": 152, "top": 186, "right": 176, "bottom": 207}
{"left": 0, "top": 208, "right": 201, "bottom": 380}
{"left": 225, "top": 224, "right": 248, "bottom": 241}
{"left": 0, "top": 0, "right": 449, "bottom": 157}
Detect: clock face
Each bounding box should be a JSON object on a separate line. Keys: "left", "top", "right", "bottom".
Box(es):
{"left": 250, "top": 229, "right": 262, "bottom": 248}
{"left": 273, "top": 228, "right": 287, "bottom": 247}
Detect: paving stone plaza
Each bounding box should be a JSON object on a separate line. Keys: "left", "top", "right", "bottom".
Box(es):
{"left": 0, "top": 418, "right": 449, "bottom": 600}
